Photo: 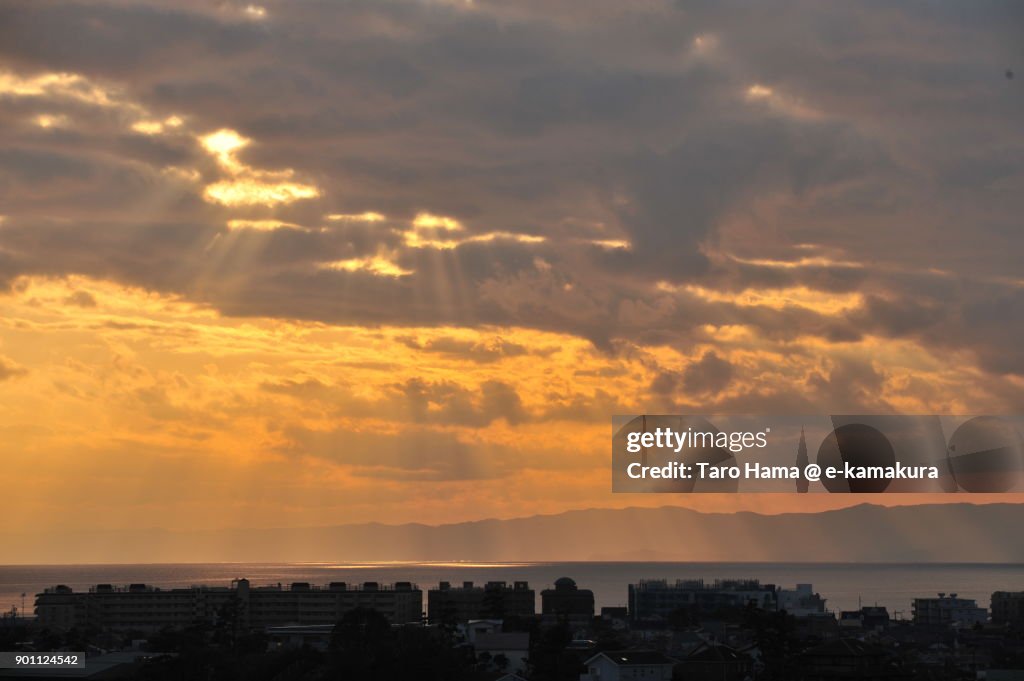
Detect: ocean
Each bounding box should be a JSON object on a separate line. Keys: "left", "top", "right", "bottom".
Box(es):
{"left": 2, "top": 562, "right": 1021, "bottom": 620}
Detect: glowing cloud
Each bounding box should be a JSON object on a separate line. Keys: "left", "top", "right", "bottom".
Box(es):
{"left": 205, "top": 179, "right": 319, "bottom": 207}
{"left": 0, "top": 70, "right": 121, "bottom": 107}
{"left": 680, "top": 283, "right": 864, "bottom": 315}
{"left": 413, "top": 213, "right": 463, "bottom": 231}
{"left": 403, "top": 213, "right": 544, "bottom": 249}
{"left": 200, "top": 128, "right": 250, "bottom": 170}
{"left": 33, "top": 114, "right": 69, "bottom": 129}
{"left": 590, "top": 239, "right": 631, "bottom": 250}
{"left": 743, "top": 83, "right": 820, "bottom": 119}
{"left": 327, "top": 212, "right": 387, "bottom": 222}
{"left": 467, "top": 232, "right": 546, "bottom": 245}
{"left": 199, "top": 128, "right": 320, "bottom": 207}
{"left": 131, "top": 116, "right": 184, "bottom": 136}
{"left": 321, "top": 257, "right": 412, "bottom": 278}
{"left": 226, "top": 219, "right": 303, "bottom": 232}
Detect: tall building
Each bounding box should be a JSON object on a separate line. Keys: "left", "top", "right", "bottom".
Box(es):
{"left": 540, "top": 577, "right": 594, "bottom": 621}
{"left": 991, "top": 591, "right": 1024, "bottom": 626}
{"left": 426, "top": 580, "right": 534, "bottom": 624}
{"left": 776, "top": 584, "right": 827, "bottom": 616}
{"left": 795, "top": 426, "right": 809, "bottom": 493}
{"left": 912, "top": 593, "right": 987, "bottom": 627}
{"left": 628, "top": 579, "right": 777, "bottom": 623}
{"left": 35, "top": 579, "right": 423, "bottom": 632}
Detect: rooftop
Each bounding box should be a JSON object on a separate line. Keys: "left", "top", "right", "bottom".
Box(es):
{"left": 588, "top": 650, "right": 676, "bottom": 666}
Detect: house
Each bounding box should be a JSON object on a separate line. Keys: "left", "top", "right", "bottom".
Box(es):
{"left": 474, "top": 631, "right": 530, "bottom": 675}
{"left": 798, "top": 638, "right": 907, "bottom": 680}
{"left": 667, "top": 629, "right": 707, "bottom": 658}
{"left": 461, "top": 619, "right": 504, "bottom": 644}
{"left": 677, "top": 642, "right": 753, "bottom": 681}
{"left": 266, "top": 624, "right": 335, "bottom": 651}
{"left": 580, "top": 650, "right": 676, "bottom": 681}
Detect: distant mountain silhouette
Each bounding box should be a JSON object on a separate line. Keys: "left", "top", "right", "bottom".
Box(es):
{"left": 5, "top": 503, "right": 1023, "bottom": 563}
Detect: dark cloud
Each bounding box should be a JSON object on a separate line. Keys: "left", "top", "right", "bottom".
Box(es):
{"left": 806, "top": 357, "right": 887, "bottom": 412}
{"left": 650, "top": 371, "right": 681, "bottom": 396}
{"left": 0, "top": 0, "right": 1021, "bottom": 384}
{"left": 399, "top": 335, "right": 532, "bottom": 363}
{"left": 683, "top": 351, "right": 733, "bottom": 395}
{"left": 0, "top": 1, "right": 264, "bottom": 77}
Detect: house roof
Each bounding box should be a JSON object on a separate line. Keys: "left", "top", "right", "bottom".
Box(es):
{"left": 803, "top": 638, "right": 886, "bottom": 657}
{"left": 686, "top": 643, "right": 749, "bottom": 662}
{"left": 585, "top": 650, "right": 676, "bottom": 666}
{"left": 476, "top": 674, "right": 528, "bottom": 681}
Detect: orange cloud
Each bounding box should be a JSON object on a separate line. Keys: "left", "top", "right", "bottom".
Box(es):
{"left": 0, "top": 275, "right": 1017, "bottom": 538}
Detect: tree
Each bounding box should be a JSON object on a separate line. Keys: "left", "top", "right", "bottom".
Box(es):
{"left": 528, "top": 622, "right": 581, "bottom": 681}
{"left": 329, "top": 608, "right": 473, "bottom": 680}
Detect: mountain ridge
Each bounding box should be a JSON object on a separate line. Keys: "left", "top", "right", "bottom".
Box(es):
{"left": 2, "top": 503, "right": 1021, "bottom": 564}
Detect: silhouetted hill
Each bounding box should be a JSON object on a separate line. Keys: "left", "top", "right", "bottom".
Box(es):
{"left": 4, "top": 503, "right": 1022, "bottom": 563}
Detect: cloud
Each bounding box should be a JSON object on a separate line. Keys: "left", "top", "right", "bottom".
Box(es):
{"left": 0, "top": 1, "right": 1011, "bottom": 379}
{"left": 400, "top": 335, "right": 532, "bottom": 363}
{"left": 0, "top": 356, "right": 27, "bottom": 381}
{"left": 1, "top": 0, "right": 1023, "bottom": 531}
{"left": 281, "top": 426, "right": 507, "bottom": 481}
{"left": 0, "top": 4, "right": 1018, "bottom": 370}
{"left": 63, "top": 289, "right": 97, "bottom": 307}
{"left": 682, "top": 351, "right": 734, "bottom": 395}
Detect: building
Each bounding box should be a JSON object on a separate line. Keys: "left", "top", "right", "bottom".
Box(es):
{"left": 796, "top": 426, "right": 810, "bottom": 493}
{"left": 266, "top": 624, "right": 335, "bottom": 651}
{"left": 797, "top": 638, "right": 904, "bottom": 680}
{"left": 35, "top": 579, "right": 423, "bottom": 632}
{"left": 600, "top": 606, "right": 629, "bottom": 631}
{"left": 861, "top": 606, "right": 890, "bottom": 630}
{"left": 580, "top": 651, "right": 676, "bottom": 681}
{"left": 427, "top": 580, "right": 534, "bottom": 624}
{"left": 839, "top": 611, "right": 863, "bottom": 628}
{"left": 460, "top": 618, "right": 503, "bottom": 643}
{"left": 474, "top": 631, "right": 530, "bottom": 675}
{"left": 677, "top": 643, "right": 753, "bottom": 681}
{"left": 777, "top": 583, "right": 827, "bottom": 616}
{"left": 838, "top": 607, "right": 888, "bottom": 631}
{"left": 628, "top": 578, "right": 777, "bottom": 622}
{"left": 36, "top": 582, "right": 240, "bottom": 632}
{"left": 541, "top": 577, "right": 594, "bottom": 622}
{"left": 456, "top": 620, "right": 530, "bottom": 675}
{"left": 912, "top": 593, "right": 987, "bottom": 628}
{"left": 991, "top": 591, "right": 1024, "bottom": 627}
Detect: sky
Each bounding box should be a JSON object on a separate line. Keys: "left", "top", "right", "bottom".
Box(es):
{"left": 0, "top": 0, "right": 1022, "bottom": 535}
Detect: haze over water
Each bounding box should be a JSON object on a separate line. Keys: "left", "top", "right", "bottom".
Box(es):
{"left": 3, "top": 562, "right": 1022, "bottom": 621}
